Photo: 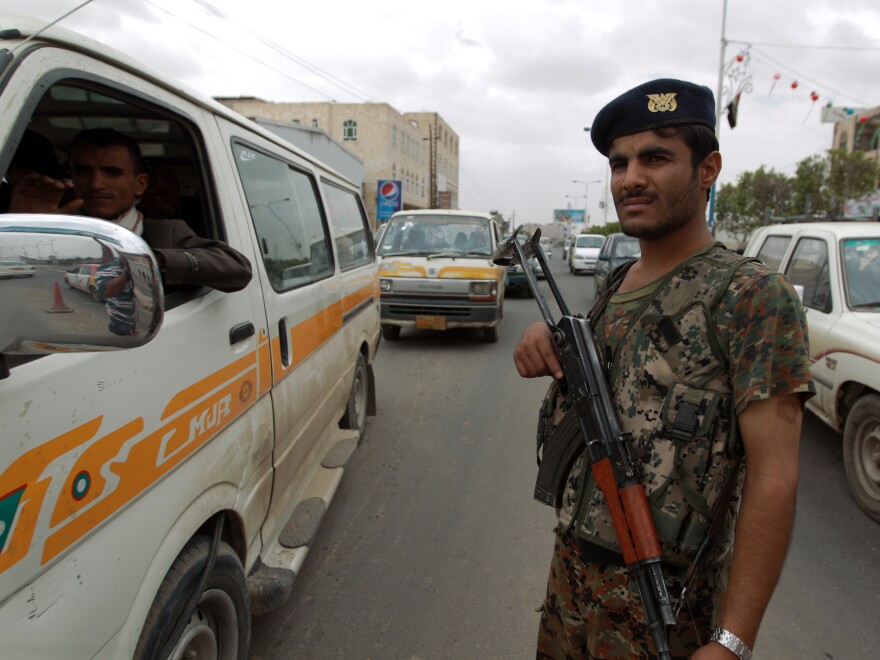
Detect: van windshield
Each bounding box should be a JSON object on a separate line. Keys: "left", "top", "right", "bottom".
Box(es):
{"left": 576, "top": 235, "right": 605, "bottom": 248}
{"left": 377, "top": 216, "right": 492, "bottom": 257}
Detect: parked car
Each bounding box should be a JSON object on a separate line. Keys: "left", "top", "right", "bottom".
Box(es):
{"left": 0, "top": 259, "right": 34, "bottom": 278}
{"left": 569, "top": 233, "right": 605, "bottom": 274}
{"left": 64, "top": 263, "right": 101, "bottom": 299}
{"left": 744, "top": 222, "right": 880, "bottom": 522}
{"left": 594, "top": 233, "right": 641, "bottom": 294}
{"left": 376, "top": 209, "right": 506, "bottom": 342}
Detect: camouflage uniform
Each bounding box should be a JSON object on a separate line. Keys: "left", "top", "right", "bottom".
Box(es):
{"left": 537, "top": 242, "right": 814, "bottom": 659}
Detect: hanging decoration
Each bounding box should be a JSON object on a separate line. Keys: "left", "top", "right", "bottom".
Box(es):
{"left": 722, "top": 48, "right": 753, "bottom": 130}
{"left": 804, "top": 91, "right": 820, "bottom": 123}
{"left": 790, "top": 80, "right": 799, "bottom": 89}
{"left": 768, "top": 73, "right": 781, "bottom": 95}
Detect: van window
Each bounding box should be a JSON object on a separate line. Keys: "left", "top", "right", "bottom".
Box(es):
{"left": 785, "top": 237, "right": 831, "bottom": 313}
{"left": 1, "top": 81, "right": 222, "bottom": 250}
{"left": 1, "top": 78, "right": 228, "bottom": 368}
{"left": 756, "top": 235, "right": 792, "bottom": 271}
{"left": 233, "top": 143, "right": 333, "bottom": 291}
{"left": 322, "top": 182, "right": 373, "bottom": 272}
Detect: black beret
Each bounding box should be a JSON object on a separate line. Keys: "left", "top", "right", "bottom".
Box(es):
{"left": 590, "top": 78, "right": 716, "bottom": 156}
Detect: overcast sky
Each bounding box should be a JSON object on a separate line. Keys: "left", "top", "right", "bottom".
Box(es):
{"left": 9, "top": 0, "right": 880, "bottom": 225}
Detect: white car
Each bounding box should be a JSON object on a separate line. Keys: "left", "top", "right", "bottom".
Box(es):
{"left": 744, "top": 222, "right": 880, "bottom": 522}
{"left": 569, "top": 234, "right": 605, "bottom": 274}
{"left": 0, "top": 259, "right": 34, "bottom": 278}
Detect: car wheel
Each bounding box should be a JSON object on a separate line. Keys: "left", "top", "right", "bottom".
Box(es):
{"left": 843, "top": 394, "right": 880, "bottom": 522}
{"left": 134, "top": 535, "right": 250, "bottom": 660}
{"left": 340, "top": 352, "right": 368, "bottom": 441}
{"left": 482, "top": 322, "right": 500, "bottom": 343}
{"left": 381, "top": 325, "right": 401, "bottom": 341}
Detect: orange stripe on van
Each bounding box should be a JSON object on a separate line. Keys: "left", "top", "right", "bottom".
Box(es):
{"left": 342, "top": 283, "right": 375, "bottom": 315}
{"left": 49, "top": 418, "right": 145, "bottom": 527}
{"left": 0, "top": 418, "right": 103, "bottom": 572}
{"left": 271, "top": 302, "right": 344, "bottom": 385}
{"left": 162, "top": 351, "right": 256, "bottom": 420}
{"left": 258, "top": 329, "right": 272, "bottom": 396}
{"left": 42, "top": 369, "right": 257, "bottom": 564}
{"left": 436, "top": 266, "right": 501, "bottom": 279}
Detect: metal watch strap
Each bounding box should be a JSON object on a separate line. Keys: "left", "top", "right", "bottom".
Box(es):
{"left": 710, "top": 627, "right": 753, "bottom": 660}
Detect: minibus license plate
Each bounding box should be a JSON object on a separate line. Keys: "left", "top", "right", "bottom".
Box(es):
{"left": 416, "top": 315, "right": 446, "bottom": 330}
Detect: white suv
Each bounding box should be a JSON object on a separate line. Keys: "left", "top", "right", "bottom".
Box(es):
{"left": 744, "top": 222, "right": 880, "bottom": 522}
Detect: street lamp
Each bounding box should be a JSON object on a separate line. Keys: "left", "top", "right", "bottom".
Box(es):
{"left": 572, "top": 179, "right": 601, "bottom": 225}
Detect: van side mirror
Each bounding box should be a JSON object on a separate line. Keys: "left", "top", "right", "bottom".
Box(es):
{"left": 598, "top": 253, "right": 610, "bottom": 261}
{"left": 0, "top": 215, "right": 164, "bottom": 355}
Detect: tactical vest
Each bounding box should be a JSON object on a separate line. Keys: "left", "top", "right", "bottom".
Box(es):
{"left": 545, "top": 243, "right": 756, "bottom": 568}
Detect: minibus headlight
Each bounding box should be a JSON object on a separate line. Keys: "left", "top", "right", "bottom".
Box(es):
{"left": 379, "top": 278, "right": 392, "bottom": 292}
{"left": 470, "top": 281, "right": 497, "bottom": 299}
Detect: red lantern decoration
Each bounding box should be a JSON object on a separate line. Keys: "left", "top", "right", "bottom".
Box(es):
{"left": 736, "top": 53, "right": 744, "bottom": 62}
{"left": 810, "top": 91, "right": 819, "bottom": 102}
{"left": 774, "top": 73, "right": 781, "bottom": 80}
{"left": 859, "top": 115, "right": 869, "bottom": 123}
{"left": 791, "top": 80, "right": 799, "bottom": 89}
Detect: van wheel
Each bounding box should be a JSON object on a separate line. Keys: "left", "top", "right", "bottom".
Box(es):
{"left": 381, "top": 325, "right": 400, "bottom": 341}
{"left": 843, "top": 394, "right": 880, "bottom": 522}
{"left": 134, "top": 536, "right": 250, "bottom": 660}
{"left": 482, "top": 323, "right": 500, "bottom": 343}
{"left": 341, "top": 353, "right": 368, "bottom": 440}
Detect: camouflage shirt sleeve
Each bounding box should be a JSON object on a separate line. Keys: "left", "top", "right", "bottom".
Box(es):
{"left": 723, "top": 268, "right": 816, "bottom": 415}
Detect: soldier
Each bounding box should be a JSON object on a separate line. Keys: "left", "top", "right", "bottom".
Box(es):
{"left": 514, "top": 79, "right": 814, "bottom": 659}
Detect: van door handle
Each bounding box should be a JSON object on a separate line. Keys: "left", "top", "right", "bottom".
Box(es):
{"left": 229, "top": 322, "right": 255, "bottom": 345}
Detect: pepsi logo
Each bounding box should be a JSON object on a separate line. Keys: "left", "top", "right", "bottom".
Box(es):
{"left": 379, "top": 181, "right": 400, "bottom": 202}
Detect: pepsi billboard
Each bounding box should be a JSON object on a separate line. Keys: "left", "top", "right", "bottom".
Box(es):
{"left": 377, "top": 180, "right": 402, "bottom": 220}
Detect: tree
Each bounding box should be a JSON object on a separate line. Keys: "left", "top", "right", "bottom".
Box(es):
{"left": 715, "top": 166, "right": 794, "bottom": 246}
{"left": 791, "top": 154, "right": 830, "bottom": 217}
{"left": 827, "top": 149, "right": 880, "bottom": 215}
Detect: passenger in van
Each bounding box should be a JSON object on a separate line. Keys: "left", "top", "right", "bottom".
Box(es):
{"left": 8, "top": 128, "right": 252, "bottom": 293}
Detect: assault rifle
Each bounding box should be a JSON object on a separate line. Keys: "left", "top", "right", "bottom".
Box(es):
{"left": 494, "top": 226, "right": 676, "bottom": 660}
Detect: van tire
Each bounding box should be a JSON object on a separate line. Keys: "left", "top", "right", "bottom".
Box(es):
{"left": 381, "top": 325, "right": 400, "bottom": 341}
{"left": 341, "top": 352, "right": 368, "bottom": 440}
{"left": 134, "top": 536, "right": 250, "bottom": 660}
{"left": 482, "top": 323, "right": 500, "bottom": 343}
{"left": 843, "top": 394, "right": 880, "bottom": 522}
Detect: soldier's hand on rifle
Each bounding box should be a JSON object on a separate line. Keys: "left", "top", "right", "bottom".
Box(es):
{"left": 514, "top": 322, "right": 563, "bottom": 380}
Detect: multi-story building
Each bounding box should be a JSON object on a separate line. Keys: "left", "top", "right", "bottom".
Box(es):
{"left": 215, "top": 98, "right": 460, "bottom": 226}
{"left": 831, "top": 105, "right": 880, "bottom": 162}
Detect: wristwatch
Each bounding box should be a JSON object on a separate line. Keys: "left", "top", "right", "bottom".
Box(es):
{"left": 710, "top": 627, "right": 753, "bottom": 660}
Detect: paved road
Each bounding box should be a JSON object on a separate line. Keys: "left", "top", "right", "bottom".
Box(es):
{"left": 250, "top": 254, "right": 880, "bottom": 660}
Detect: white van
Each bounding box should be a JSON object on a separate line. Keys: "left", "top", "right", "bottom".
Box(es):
{"left": 0, "top": 15, "right": 379, "bottom": 659}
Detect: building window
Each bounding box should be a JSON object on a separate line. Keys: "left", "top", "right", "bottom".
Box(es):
{"left": 343, "top": 119, "right": 357, "bottom": 141}
{"left": 311, "top": 118, "right": 318, "bottom": 129}
{"left": 391, "top": 125, "right": 397, "bottom": 147}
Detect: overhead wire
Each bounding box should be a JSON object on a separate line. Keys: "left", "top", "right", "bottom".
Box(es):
{"left": 188, "top": 0, "right": 382, "bottom": 103}
{"left": 179, "top": 0, "right": 496, "bottom": 210}
{"left": 141, "top": 0, "right": 337, "bottom": 100}
{"left": 748, "top": 46, "right": 873, "bottom": 107}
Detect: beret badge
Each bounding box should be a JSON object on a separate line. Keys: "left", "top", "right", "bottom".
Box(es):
{"left": 646, "top": 93, "right": 678, "bottom": 113}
